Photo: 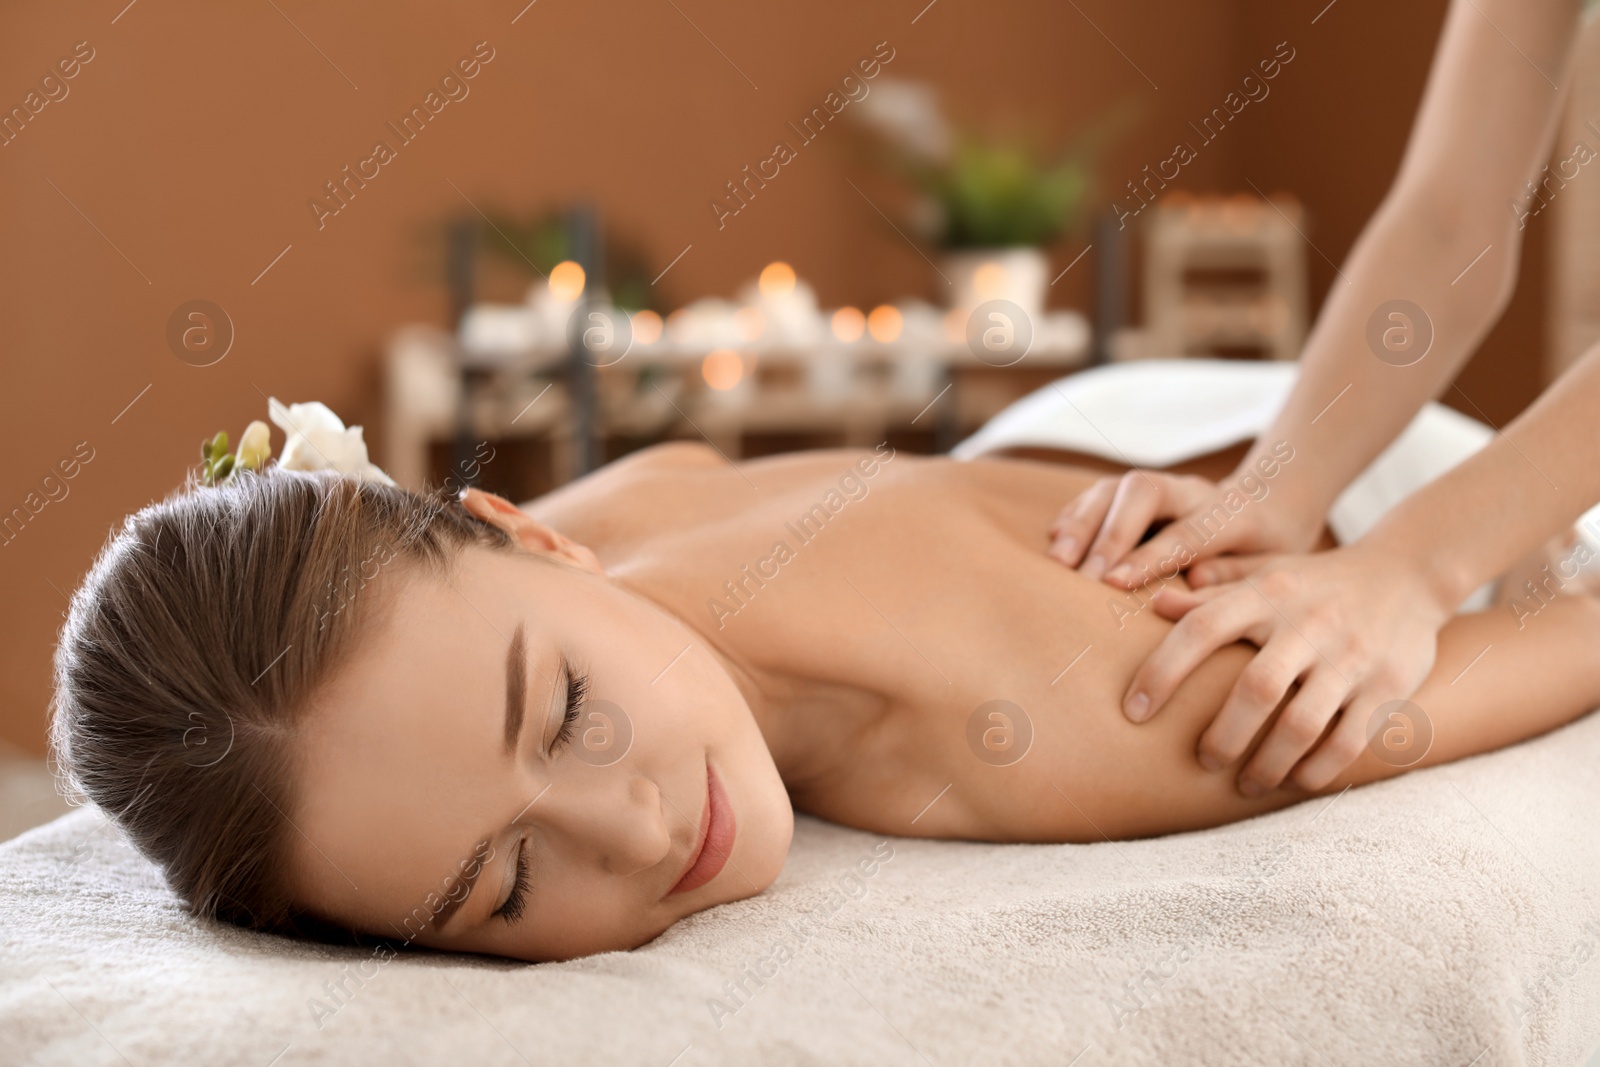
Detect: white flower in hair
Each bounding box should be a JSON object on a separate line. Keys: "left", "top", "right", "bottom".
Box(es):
{"left": 267, "top": 398, "right": 396, "bottom": 486}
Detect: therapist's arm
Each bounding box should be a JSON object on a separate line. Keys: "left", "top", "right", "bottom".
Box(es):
{"left": 1051, "top": 0, "right": 1581, "bottom": 585}
{"left": 1134, "top": 336, "right": 1600, "bottom": 796}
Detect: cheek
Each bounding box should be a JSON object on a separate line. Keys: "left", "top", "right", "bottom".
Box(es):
{"left": 550, "top": 575, "right": 792, "bottom": 916}
{"left": 577, "top": 581, "right": 735, "bottom": 742}
{"left": 506, "top": 879, "right": 680, "bottom": 961}
{"left": 683, "top": 657, "right": 792, "bottom": 898}
{"left": 731, "top": 741, "right": 794, "bottom": 893}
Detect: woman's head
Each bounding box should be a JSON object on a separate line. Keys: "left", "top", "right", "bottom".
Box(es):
{"left": 51, "top": 468, "right": 792, "bottom": 961}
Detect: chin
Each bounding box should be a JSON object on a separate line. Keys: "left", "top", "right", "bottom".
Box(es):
{"left": 718, "top": 730, "right": 795, "bottom": 903}
{"left": 737, "top": 789, "right": 794, "bottom": 901}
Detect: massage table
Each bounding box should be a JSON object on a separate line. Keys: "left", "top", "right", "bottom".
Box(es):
{"left": 5, "top": 360, "right": 1599, "bottom": 1065}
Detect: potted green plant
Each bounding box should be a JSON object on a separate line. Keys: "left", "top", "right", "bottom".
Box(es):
{"left": 852, "top": 80, "right": 1122, "bottom": 319}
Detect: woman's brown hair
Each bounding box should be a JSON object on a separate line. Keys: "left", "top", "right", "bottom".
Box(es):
{"left": 49, "top": 467, "right": 512, "bottom": 941}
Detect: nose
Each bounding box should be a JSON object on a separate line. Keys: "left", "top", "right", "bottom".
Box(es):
{"left": 531, "top": 771, "right": 673, "bottom": 877}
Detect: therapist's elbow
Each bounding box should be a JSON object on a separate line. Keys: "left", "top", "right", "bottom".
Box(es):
{"left": 1379, "top": 182, "right": 1521, "bottom": 324}
{"left": 1391, "top": 159, "right": 1527, "bottom": 243}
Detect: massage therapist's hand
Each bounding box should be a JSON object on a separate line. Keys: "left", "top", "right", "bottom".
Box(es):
{"left": 1048, "top": 465, "right": 1326, "bottom": 587}
{"left": 1126, "top": 543, "right": 1455, "bottom": 795}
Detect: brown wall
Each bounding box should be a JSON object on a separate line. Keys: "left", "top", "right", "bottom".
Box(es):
{"left": 0, "top": 0, "right": 1547, "bottom": 755}
{"left": 1235, "top": 0, "right": 1549, "bottom": 422}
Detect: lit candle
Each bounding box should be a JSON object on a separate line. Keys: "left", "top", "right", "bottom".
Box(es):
{"left": 867, "top": 305, "right": 903, "bottom": 343}
{"left": 758, "top": 261, "right": 796, "bottom": 297}
{"left": 549, "top": 260, "right": 586, "bottom": 302}
{"left": 702, "top": 349, "right": 744, "bottom": 391}
{"left": 630, "top": 309, "right": 663, "bottom": 345}
{"left": 831, "top": 307, "right": 866, "bottom": 343}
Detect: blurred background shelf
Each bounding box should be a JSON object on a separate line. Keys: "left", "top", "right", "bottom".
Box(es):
{"left": 382, "top": 266, "right": 1091, "bottom": 498}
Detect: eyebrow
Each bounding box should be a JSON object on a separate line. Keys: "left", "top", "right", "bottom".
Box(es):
{"left": 504, "top": 622, "right": 527, "bottom": 757}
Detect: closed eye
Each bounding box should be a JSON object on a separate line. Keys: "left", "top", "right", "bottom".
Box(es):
{"left": 554, "top": 662, "right": 588, "bottom": 752}
{"left": 494, "top": 663, "right": 589, "bottom": 926}
{"left": 494, "top": 836, "right": 530, "bottom": 923}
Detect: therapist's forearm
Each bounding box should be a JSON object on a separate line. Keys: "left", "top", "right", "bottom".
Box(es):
{"left": 1364, "top": 339, "right": 1600, "bottom": 609}
{"left": 1238, "top": 192, "right": 1521, "bottom": 522}
{"left": 1231, "top": 0, "right": 1577, "bottom": 525}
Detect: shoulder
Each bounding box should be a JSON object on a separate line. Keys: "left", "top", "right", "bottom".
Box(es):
{"left": 613, "top": 440, "right": 725, "bottom": 472}
{"left": 521, "top": 440, "right": 726, "bottom": 534}
{"left": 538, "top": 441, "right": 722, "bottom": 504}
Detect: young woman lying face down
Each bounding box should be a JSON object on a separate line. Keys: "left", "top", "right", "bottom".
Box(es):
{"left": 52, "top": 442, "right": 1600, "bottom": 963}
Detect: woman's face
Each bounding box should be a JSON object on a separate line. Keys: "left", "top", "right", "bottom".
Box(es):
{"left": 289, "top": 498, "right": 794, "bottom": 961}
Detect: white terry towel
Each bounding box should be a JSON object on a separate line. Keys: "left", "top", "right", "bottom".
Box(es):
{"left": 5, "top": 716, "right": 1600, "bottom": 1065}
{"left": 947, "top": 358, "right": 1594, "bottom": 611}
{"left": 950, "top": 358, "right": 1499, "bottom": 546}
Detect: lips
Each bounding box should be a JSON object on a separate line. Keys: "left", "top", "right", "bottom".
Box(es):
{"left": 668, "top": 761, "right": 736, "bottom": 896}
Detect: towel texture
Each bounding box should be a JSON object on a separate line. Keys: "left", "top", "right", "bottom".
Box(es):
{"left": 5, "top": 709, "right": 1600, "bottom": 1065}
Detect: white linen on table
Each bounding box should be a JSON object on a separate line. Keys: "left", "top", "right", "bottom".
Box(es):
{"left": 5, "top": 714, "right": 1600, "bottom": 1064}
{"left": 950, "top": 358, "right": 1529, "bottom": 610}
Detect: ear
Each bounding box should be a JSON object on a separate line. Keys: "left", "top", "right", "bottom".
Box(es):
{"left": 458, "top": 488, "right": 605, "bottom": 575}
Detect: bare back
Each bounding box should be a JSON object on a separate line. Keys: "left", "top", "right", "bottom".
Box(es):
{"left": 525, "top": 443, "right": 1600, "bottom": 843}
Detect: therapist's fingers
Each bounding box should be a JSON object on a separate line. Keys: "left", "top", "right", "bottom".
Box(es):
{"left": 1100, "top": 504, "right": 1240, "bottom": 589}
{"left": 1083, "top": 472, "right": 1218, "bottom": 582}
{"left": 1121, "top": 589, "right": 1269, "bottom": 723}
{"left": 1231, "top": 665, "right": 1351, "bottom": 795}
{"left": 1289, "top": 689, "right": 1385, "bottom": 791}
{"left": 1148, "top": 582, "right": 1231, "bottom": 619}
{"left": 1188, "top": 554, "right": 1280, "bottom": 588}
{"left": 1194, "top": 638, "right": 1316, "bottom": 772}
{"left": 1074, "top": 472, "right": 1167, "bottom": 580}
{"left": 1048, "top": 476, "right": 1120, "bottom": 567}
